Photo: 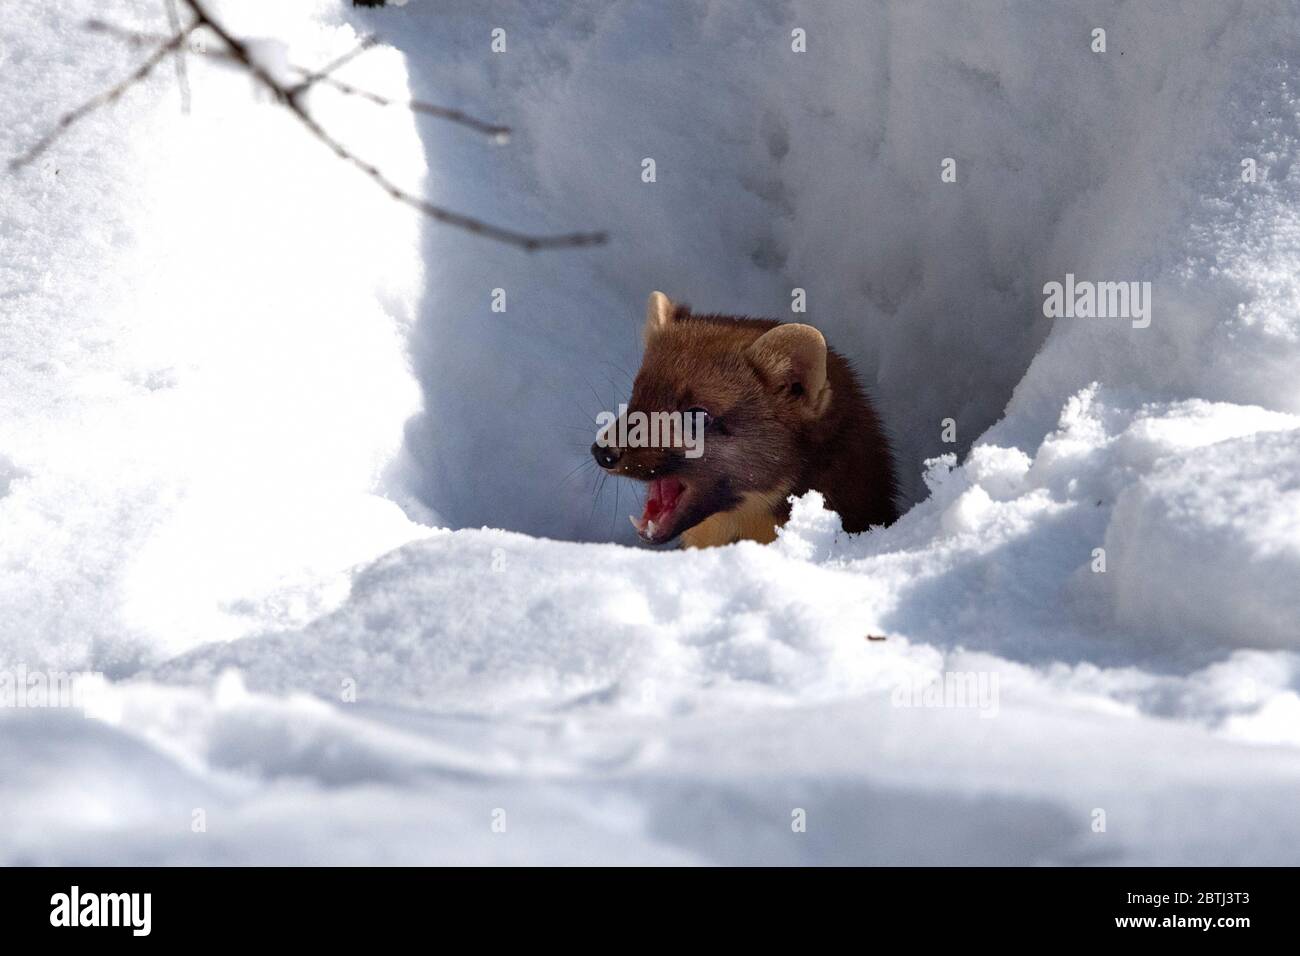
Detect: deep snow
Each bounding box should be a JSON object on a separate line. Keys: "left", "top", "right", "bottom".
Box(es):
{"left": 1, "top": 0, "right": 1298, "bottom": 864}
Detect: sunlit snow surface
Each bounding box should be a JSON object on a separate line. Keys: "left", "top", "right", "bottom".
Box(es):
{"left": 1, "top": 1, "right": 1298, "bottom": 864}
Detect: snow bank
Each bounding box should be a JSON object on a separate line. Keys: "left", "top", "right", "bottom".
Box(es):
{"left": 384, "top": 0, "right": 1300, "bottom": 538}
{"left": 2, "top": 0, "right": 1299, "bottom": 864}
{"left": 43, "top": 387, "right": 1300, "bottom": 864}
{"left": 0, "top": 0, "right": 430, "bottom": 671}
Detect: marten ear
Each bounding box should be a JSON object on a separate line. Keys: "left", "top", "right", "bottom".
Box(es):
{"left": 643, "top": 291, "right": 676, "bottom": 343}
{"left": 745, "top": 323, "right": 832, "bottom": 418}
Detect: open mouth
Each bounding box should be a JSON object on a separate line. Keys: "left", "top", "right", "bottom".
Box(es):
{"left": 629, "top": 477, "right": 688, "bottom": 544}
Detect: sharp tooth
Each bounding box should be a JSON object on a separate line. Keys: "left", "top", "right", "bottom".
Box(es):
{"left": 629, "top": 514, "right": 647, "bottom": 533}
{"left": 644, "top": 520, "right": 657, "bottom": 539}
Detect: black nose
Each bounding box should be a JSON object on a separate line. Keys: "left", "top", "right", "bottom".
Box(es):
{"left": 591, "top": 442, "right": 621, "bottom": 469}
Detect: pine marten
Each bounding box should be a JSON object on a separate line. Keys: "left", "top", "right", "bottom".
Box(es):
{"left": 591, "top": 292, "right": 899, "bottom": 548}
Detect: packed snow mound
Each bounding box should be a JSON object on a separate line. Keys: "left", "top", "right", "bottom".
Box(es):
{"left": 384, "top": 0, "right": 1300, "bottom": 540}
{"left": 156, "top": 389, "right": 1300, "bottom": 710}
{"left": 1101, "top": 426, "right": 1300, "bottom": 650}
{"left": 0, "top": 0, "right": 430, "bottom": 671}
{"left": 8, "top": 655, "right": 1300, "bottom": 866}
{"left": 2, "top": 1, "right": 1300, "bottom": 864}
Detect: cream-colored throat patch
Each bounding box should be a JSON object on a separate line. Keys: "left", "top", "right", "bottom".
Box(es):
{"left": 680, "top": 491, "right": 786, "bottom": 549}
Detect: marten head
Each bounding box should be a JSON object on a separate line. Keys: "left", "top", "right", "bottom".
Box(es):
{"left": 591, "top": 291, "right": 833, "bottom": 545}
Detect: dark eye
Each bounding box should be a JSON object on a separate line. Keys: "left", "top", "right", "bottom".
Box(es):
{"left": 686, "top": 406, "right": 711, "bottom": 426}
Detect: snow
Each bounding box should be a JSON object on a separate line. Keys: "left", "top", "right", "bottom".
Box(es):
{"left": 0, "top": 0, "right": 431, "bottom": 670}
{"left": 1, "top": 0, "right": 1298, "bottom": 864}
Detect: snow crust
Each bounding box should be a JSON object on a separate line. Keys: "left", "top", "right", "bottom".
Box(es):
{"left": 1, "top": 0, "right": 1298, "bottom": 864}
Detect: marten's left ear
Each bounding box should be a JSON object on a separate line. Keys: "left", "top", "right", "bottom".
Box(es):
{"left": 746, "top": 323, "right": 832, "bottom": 418}
{"left": 643, "top": 291, "right": 676, "bottom": 344}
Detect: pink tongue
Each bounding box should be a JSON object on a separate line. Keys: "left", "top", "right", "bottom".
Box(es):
{"left": 640, "top": 478, "right": 683, "bottom": 524}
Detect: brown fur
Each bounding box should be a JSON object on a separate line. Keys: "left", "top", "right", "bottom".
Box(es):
{"left": 597, "top": 293, "right": 900, "bottom": 547}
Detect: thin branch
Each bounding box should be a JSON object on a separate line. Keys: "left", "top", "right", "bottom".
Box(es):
{"left": 311, "top": 75, "right": 511, "bottom": 139}
{"left": 88, "top": 20, "right": 513, "bottom": 139}
{"left": 8, "top": 24, "right": 195, "bottom": 170}
{"left": 163, "top": 0, "right": 191, "bottom": 114}
{"left": 287, "top": 33, "right": 379, "bottom": 95}
{"left": 175, "top": 0, "right": 603, "bottom": 250}
{"left": 15, "top": 5, "right": 607, "bottom": 252}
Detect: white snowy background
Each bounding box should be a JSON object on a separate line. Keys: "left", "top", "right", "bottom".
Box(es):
{"left": 1, "top": 0, "right": 1298, "bottom": 864}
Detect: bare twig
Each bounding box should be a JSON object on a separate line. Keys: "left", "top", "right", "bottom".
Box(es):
{"left": 8, "top": 24, "right": 195, "bottom": 170}
{"left": 88, "top": 20, "right": 512, "bottom": 139}
{"left": 287, "top": 33, "right": 379, "bottom": 95}
{"left": 163, "top": 0, "right": 191, "bottom": 113}
{"left": 14, "top": 3, "right": 607, "bottom": 252}
{"left": 176, "top": 0, "right": 603, "bottom": 250}
{"left": 311, "top": 75, "right": 511, "bottom": 139}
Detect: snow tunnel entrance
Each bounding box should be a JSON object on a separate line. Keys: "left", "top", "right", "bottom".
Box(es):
{"left": 369, "top": 3, "right": 1198, "bottom": 544}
